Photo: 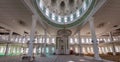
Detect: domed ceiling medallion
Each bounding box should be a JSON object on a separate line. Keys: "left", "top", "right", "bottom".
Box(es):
{"left": 32, "top": 0, "right": 96, "bottom": 28}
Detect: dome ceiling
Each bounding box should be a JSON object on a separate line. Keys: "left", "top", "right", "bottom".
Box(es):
{"left": 42, "top": 0, "right": 83, "bottom": 16}
{"left": 33, "top": 0, "right": 96, "bottom": 28}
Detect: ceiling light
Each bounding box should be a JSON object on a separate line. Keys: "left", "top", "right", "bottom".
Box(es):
{"left": 79, "top": 59, "right": 85, "bottom": 61}
{"left": 67, "top": 60, "right": 75, "bottom": 62}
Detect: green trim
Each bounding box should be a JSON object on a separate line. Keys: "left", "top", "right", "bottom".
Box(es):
{"left": 32, "top": 0, "right": 96, "bottom": 28}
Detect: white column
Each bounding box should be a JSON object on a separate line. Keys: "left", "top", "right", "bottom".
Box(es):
{"left": 78, "top": 31, "right": 83, "bottom": 55}
{"left": 67, "top": 36, "right": 71, "bottom": 54}
{"left": 28, "top": 15, "right": 37, "bottom": 57}
{"left": 65, "top": 37, "right": 68, "bottom": 54}
{"left": 109, "top": 32, "right": 116, "bottom": 55}
{"left": 5, "top": 30, "right": 13, "bottom": 56}
{"left": 43, "top": 29, "right": 47, "bottom": 54}
{"left": 41, "top": 36, "right": 43, "bottom": 54}
{"left": 36, "top": 35, "right": 39, "bottom": 54}
{"left": 89, "top": 17, "right": 101, "bottom": 60}
{"left": 49, "top": 37, "right": 52, "bottom": 54}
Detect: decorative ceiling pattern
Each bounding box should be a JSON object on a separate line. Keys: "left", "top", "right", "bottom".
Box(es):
{"left": 33, "top": 0, "right": 96, "bottom": 28}
{"left": 42, "top": 0, "right": 83, "bottom": 16}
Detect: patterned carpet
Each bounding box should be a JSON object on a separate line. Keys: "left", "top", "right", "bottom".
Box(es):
{"left": 0, "top": 55, "right": 113, "bottom": 62}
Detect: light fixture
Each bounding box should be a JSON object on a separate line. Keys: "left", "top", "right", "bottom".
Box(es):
{"left": 79, "top": 59, "right": 85, "bottom": 61}
{"left": 67, "top": 60, "right": 75, "bottom": 62}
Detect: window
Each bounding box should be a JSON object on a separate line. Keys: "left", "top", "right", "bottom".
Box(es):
{"left": 103, "top": 38, "right": 107, "bottom": 42}
{"left": 39, "top": 0, "right": 43, "bottom": 10}
{"left": 97, "top": 39, "right": 100, "bottom": 41}
{"left": 0, "top": 47, "right": 4, "bottom": 53}
{"left": 45, "top": 9, "right": 49, "bottom": 16}
{"left": 39, "top": 38, "right": 42, "bottom": 43}
{"left": 43, "top": 38, "right": 45, "bottom": 43}
{"left": 100, "top": 38, "right": 103, "bottom": 41}
{"left": 86, "top": 38, "right": 89, "bottom": 43}
{"left": 26, "top": 48, "right": 28, "bottom": 53}
{"left": 108, "top": 38, "right": 110, "bottom": 42}
{"left": 15, "top": 36, "right": 18, "bottom": 42}
{"left": 101, "top": 47, "right": 105, "bottom": 53}
{"left": 76, "top": 10, "right": 80, "bottom": 17}
{"left": 52, "top": 13, "right": 55, "bottom": 20}
{"left": 105, "top": 47, "right": 108, "bottom": 53}
{"left": 58, "top": 16, "right": 61, "bottom": 22}
{"left": 83, "top": 1, "right": 87, "bottom": 10}
{"left": 75, "top": 47, "right": 78, "bottom": 53}
{"left": 46, "top": 47, "right": 49, "bottom": 53}
{"left": 70, "top": 47, "right": 73, "bottom": 50}
{"left": 27, "top": 37, "right": 30, "bottom": 41}
{"left": 70, "top": 14, "right": 73, "bottom": 21}
{"left": 47, "top": 38, "right": 49, "bottom": 44}
{"left": 22, "top": 38, "right": 26, "bottom": 43}
{"left": 52, "top": 47, "right": 55, "bottom": 53}
{"left": 11, "top": 37, "right": 14, "bottom": 41}
{"left": 87, "top": 47, "right": 90, "bottom": 53}
{"left": 33, "top": 48, "right": 36, "bottom": 53}
{"left": 64, "top": 16, "right": 67, "bottom": 22}
{"left": 109, "top": 47, "right": 112, "bottom": 52}
{"left": 82, "top": 47, "right": 86, "bottom": 54}
{"left": 70, "top": 38, "right": 74, "bottom": 44}
{"left": 115, "top": 46, "right": 119, "bottom": 52}
{"left": 81, "top": 38, "right": 84, "bottom": 43}
{"left": 19, "top": 37, "right": 22, "bottom": 43}
{"left": 52, "top": 38, "right": 55, "bottom": 44}
{"left": 75, "top": 38, "right": 78, "bottom": 44}
{"left": 89, "top": 38, "right": 92, "bottom": 43}
{"left": 35, "top": 38, "right": 37, "bottom": 43}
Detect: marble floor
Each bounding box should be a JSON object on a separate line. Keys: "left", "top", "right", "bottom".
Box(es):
{"left": 0, "top": 55, "right": 114, "bottom": 62}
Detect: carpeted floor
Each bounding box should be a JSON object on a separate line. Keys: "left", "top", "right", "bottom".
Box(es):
{"left": 0, "top": 55, "right": 113, "bottom": 62}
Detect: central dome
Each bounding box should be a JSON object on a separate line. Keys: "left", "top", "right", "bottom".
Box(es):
{"left": 42, "top": 0, "right": 83, "bottom": 16}
{"left": 33, "top": 0, "right": 96, "bottom": 28}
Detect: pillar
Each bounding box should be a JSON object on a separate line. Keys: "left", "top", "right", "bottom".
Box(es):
{"left": 89, "top": 17, "right": 101, "bottom": 60}
{"left": 109, "top": 32, "right": 116, "bottom": 55}
{"left": 78, "top": 31, "right": 83, "bottom": 55}
{"left": 36, "top": 35, "right": 39, "bottom": 54}
{"left": 41, "top": 36, "right": 43, "bottom": 54}
{"left": 49, "top": 37, "right": 52, "bottom": 54}
{"left": 43, "top": 29, "right": 47, "bottom": 54}
{"left": 28, "top": 15, "right": 37, "bottom": 57}
{"left": 4, "top": 30, "right": 13, "bottom": 56}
